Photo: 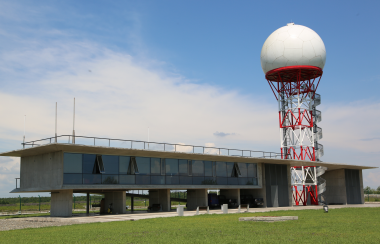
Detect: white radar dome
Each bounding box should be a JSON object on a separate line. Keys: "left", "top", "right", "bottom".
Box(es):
{"left": 260, "top": 23, "right": 326, "bottom": 74}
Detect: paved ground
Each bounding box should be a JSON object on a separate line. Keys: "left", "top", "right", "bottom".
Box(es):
{"left": 1, "top": 203, "right": 379, "bottom": 231}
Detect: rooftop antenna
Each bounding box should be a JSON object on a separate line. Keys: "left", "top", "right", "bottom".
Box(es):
{"left": 72, "top": 98, "right": 75, "bottom": 144}
{"left": 55, "top": 102, "right": 57, "bottom": 143}
{"left": 23, "top": 115, "right": 26, "bottom": 148}
{"left": 148, "top": 127, "right": 150, "bottom": 149}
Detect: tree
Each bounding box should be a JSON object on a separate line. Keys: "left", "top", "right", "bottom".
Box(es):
{"left": 377, "top": 186, "right": 380, "bottom": 194}
{"left": 364, "top": 186, "right": 373, "bottom": 194}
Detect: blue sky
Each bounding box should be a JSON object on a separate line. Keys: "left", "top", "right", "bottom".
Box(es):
{"left": 0, "top": 0, "right": 379, "bottom": 197}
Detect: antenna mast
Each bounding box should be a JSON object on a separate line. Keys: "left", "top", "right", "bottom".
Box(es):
{"left": 23, "top": 115, "right": 26, "bottom": 148}
{"left": 72, "top": 98, "right": 75, "bottom": 144}
{"left": 55, "top": 102, "right": 57, "bottom": 143}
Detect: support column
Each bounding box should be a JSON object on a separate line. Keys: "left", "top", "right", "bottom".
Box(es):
{"left": 86, "top": 193, "right": 89, "bottom": 215}
{"left": 149, "top": 189, "right": 171, "bottom": 211}
{"left": 50, "top": 190, "right": 73, "bottom": 217}
{"left": 104, "top": 191, "right": 126, "bottom": 214}
{"left": 131, "top": 196, "right": 134, "bottom": 212}
{"left": 187, "top": 189, "right": 208, "bottom": 210}
{"left": 323, "top": 169, "right": 347, "bottom": 205}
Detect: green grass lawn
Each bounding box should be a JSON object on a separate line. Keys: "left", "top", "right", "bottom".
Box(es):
{"left": 1, "top": 207, "right": 380, "bottom": 243}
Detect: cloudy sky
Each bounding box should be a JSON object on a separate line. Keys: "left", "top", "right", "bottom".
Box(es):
{"left": 0, "top": 0, "right": 379, "bottom": 197}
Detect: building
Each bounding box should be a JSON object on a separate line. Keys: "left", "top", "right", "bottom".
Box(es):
{"left": 0, "top": 135, "right": 374, "bottom": 217}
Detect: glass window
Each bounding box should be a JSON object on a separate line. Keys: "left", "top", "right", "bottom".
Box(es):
{"left": 166, "top": 176, "right": 179, "bottom": 185}
{"left": 192, "top": 160, "right": 204, "bottom": 176}
{"left": 151, "top": 176, "right": 165, "bottom": 185}
{"left": 166, "top": 159, "right": 178, "bottom": 175}
{"left": 136, "top": 157, "right": 150, "bottom": 175}
{"left": 204, "top": 161, "right": 213, "bottom": 177}
{"left": 119, "top": 175, "right": 135, "bottom": 184}
{"left": 239, "top": 178, "right": 249, "bottom": 185}
{"left": 119, "top": 156, "right": 130, "bottom": 174}
{"left": 216, "top": 162, "right": 227, "bottom": 177}
{"left": 228, "top": 177, "right": 238, "bottom": 185}
{"left": 151, "top": 158, "right": 161, "bottom": 175}
{"left": 247, "top": 163, "right": 257, "bottom": 178}
{"left": 193, "top": 176, "right": 204, "bottom": 185}
{"left": 82, "top": 154, "right": 96, "bottom": 174}
{"left": 63, "top": 153, "right": 82, "bottom": 173}
{"left": 136, "top": 175, "right": 150, "bottom": 184}
{"left": 83, "top": 174, "right": 101, "bottom": 184}
{"left": 179, "top": 159, "right": 188, "bottom": 175}
{"left": 179, "top": 176, "right": 192, "bottom": 185}
{"left": 203, "top": 177, "right": 217, "bottom": 185}
{"left": 63, "top": 174, "right": 82, "bottom": 184}
{"left": 217, "top": 177, "right": 227, "bottom": 185}
{"left": 227, "top": 162, "right": 234, "bottom": 177}
{"left": 238, "top": 163, "right": 248, "bottom": 178}
{"left": 102, "top": 175, "right": 118, "bottom": 184}
{"left": 102, "top": 155, "right": 119, "bottom": 174}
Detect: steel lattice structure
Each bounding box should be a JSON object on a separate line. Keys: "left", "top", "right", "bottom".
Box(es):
{"left": 266, "top": 65, "right": 325, "bottom": 205}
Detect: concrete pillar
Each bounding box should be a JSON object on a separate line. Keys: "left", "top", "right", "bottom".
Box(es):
{"left": 287, "top": 165, "right": 292, "bottom": 207}
{"left": 104, "top": 191, "right": 126, "bottom": 214}
{"left": 220, "top": 189, "right": 240, "bottom": 206}
{"left": 86, "top": 193, "right": 90, "bottom": 215}
{"left": 50, "top": 190, "right": 73, "bottom": 217}
{"left": 187, "top": 189, "right": 208, "bottom": 210}
{"left": 149, "top": 189, "right": 171, "bottom": 211}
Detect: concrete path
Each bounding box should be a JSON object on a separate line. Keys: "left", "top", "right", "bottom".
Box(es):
{"left": 27, "top": 203, "right": 380, "bottom": 224}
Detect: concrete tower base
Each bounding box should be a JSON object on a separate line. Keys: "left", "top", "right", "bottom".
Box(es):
{"left": 149, "top": 189, "right": 171, "bottom": 211}
{"left": 187, "top": 189, "right": 208, "bottom": 210}
{"left": 104, "top": 191, "right": 126, "bottom": 214}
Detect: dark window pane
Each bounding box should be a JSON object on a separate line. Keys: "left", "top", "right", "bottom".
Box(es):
{"left": 63, "top": 174, "right": 82, "bottom": 184}
{"left": 239, "top": 178, "right": 249, "bottom": 185}
{"left": 119, "top": 175, "right": 135, "bottom": 184}
{"left": 227, "top": 177, "right": 238, "bottom": 185}
{"left": 216, "top": 162, "right": 227, "bottom": 177}
{"left": 83, "top": 174, "right": 101, "bottom": 184}
{"left": 203, "top": 177, "right": 217, "bottom": 185}
{"left": 151, "top": 158, "right": 161, "bottom": 175}
{"left": 166, "top": 176, "right": 179, "bottom": 185}
{"left": 247, "top": 163, "right": 257, "bottom": 177}
{"left": 244, "top": 178, "right": 257, "bottom": 185}
{"left": 136, "top": 157, "right": 150, "bottom": 175}
{"left": 179, "top": 159, "right": 188, "bottom": 175}
{"left": 204, "top": 161, "right": 213, "bottom": 176}
{"left": 192, "top": 160, "right": 204, "bottom": 176}
{"left": 83, "top": 154, "right": 96, "bottom": 174}
{"left": 227, "top": 162, "right": 234, "bottom": 177}
{"left": 102, "top": 175, "right": 118, "bottom": 184}
{"left": 136, "top": 175, "right": 150, "bottom": 184}
{"left": 179, "top": 176, "right": 192, "bottom": 185}
{"left": 238, "top": 163, "right": 248, "bottom": 178}
{"left": 166, "top": 159, "right": 178, "bottom": 175}
{"left": 192, "top": 176, "right": 204, "bottom": 185}
{"left": 102, "top": 155, "right": 119, "bottom": 174}
{"left": 119, "top": 156, "right": 130, "bottom": 174}
{"left": 217, "top": 177, "right": 227, "bottom": 185}
{"left": 151, "top": 176, "right": 165, "bottom": 185}
{"left": 64, "top": 153, "right": 82, "bottom": 173}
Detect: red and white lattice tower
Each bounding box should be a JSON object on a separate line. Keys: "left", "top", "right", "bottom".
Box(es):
{"left": 260, "top": 23, "right": 327, "bottom": 205}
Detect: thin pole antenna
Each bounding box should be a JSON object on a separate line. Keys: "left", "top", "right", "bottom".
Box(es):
{"left": 148, "top": 127, "right": 150, "bottom": 149}
{"left": 72, "top": 98, "right": 75, "bottom": 144}
{"left": 55, "top": 102, "right": 57, "bottom": 143}
{"left": 23, "top": 115, "right": 26, "bottom": 148}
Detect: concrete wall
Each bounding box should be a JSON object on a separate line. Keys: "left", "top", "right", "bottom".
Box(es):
{"left": 21, "top": 151, "right": 63, "bottom": 191}
{"left": 287, "top": 165, "right": 292, "bottom": 207}
{"left": 187, "top": 189, "right": 207, "bottom": 210}
{"left": 104, "top": 191, "right": 126, "bottom": 214}
{"left": 50, "top": 190, "right": 73, "bottom": 217}
{"left": 149, "top": 189, "right": 171, "bottom": 211}
{"left": 323, "top": 169, "right": 347, "bottom": 205}
{"left": 359, "top": 170, "right": 364, "bottom": 204}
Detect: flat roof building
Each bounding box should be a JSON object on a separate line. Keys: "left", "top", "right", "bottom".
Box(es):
{"left": 0, "top": 136, "right": 376, "bottom": 216}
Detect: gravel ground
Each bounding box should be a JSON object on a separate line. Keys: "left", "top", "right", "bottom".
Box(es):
{"left": 0, "top": 218, "right": 87, "bottom": 231}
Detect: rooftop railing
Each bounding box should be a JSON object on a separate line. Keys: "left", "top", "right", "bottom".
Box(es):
{"left": 22, "top": 135, "right": 281, "bottom": 159}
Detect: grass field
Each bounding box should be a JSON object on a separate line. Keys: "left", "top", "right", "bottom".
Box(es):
{"left": 1, "top": 207, "right": 379, "bottom": 243}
